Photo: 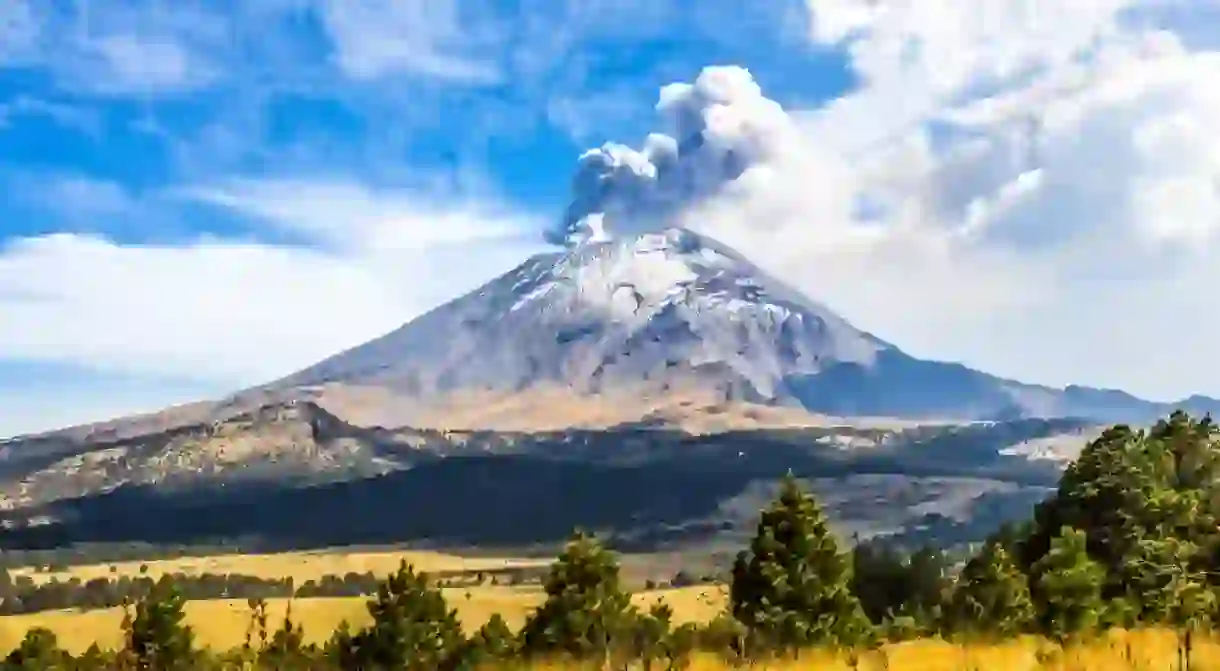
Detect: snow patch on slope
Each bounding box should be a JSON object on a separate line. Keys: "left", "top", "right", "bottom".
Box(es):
{"left": 266, "top": 226, "right": 891, "bottom": 409}
{"left": 511, "top": 229, "right": 810, "bottom": 327}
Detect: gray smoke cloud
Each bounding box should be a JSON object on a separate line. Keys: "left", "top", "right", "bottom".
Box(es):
{"left": 546, "top": 66, "right": 794, "bottom": 247}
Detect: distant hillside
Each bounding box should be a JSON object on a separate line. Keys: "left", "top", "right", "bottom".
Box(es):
{"left": 0, "top": 403, "right": 1090, "bottom": 554}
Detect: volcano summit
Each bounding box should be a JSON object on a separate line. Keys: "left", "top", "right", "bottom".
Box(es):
{"left": 269, "top": 227, "right": 885, "bottom": 408}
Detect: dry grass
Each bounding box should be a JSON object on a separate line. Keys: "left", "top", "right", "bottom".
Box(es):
{"left": 309, "top": 383, "right": 950, "bottom": 434}
{"left": 0, "top": 587, "right": 1216, "bottom": 671}
{"left": 520, "top": 630, "right": 1220, "bottom": 670}
{"left": 10, "top": 548, "right": 548, "bottom": 585}
{"left": 0, "top": 549, "right": 1213, "bottom": 669}
{"left": 12, "top": 382, "right": 957, "bottom": 449}
{"left": 0, "top": 585, "right": 724, "bottom": 653}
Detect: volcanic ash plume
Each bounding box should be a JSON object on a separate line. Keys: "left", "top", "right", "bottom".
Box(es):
{"left": 546, "top": 65, "right": 796, "bottom": 247}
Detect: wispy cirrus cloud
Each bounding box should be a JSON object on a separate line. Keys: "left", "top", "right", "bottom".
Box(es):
{"left": 1, "top": 0, "right": 227, "bottom": 96}
{"left": 317, "top": 0, "right": 505, "bottom": 84}
{"left": 0, "top": 96, "right": 98, "bottom": 133}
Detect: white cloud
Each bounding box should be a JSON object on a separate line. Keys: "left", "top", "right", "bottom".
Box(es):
{"left": 79, "top": 34, "right": 216, "bottom": 95}
{"left": 752, "top": 2, "right": 1220, "bottom": 399}
{"left": 553, "top": 1, "right": 1220, "bottom": 401}
{"left": 0, "top": 181, "right": 545, "bottom": 387}
{"left": 0, "top": 2, "right": 225, "bottom": 96}
{"left": 181, "top": 178, "right": 535, "bottom": 253}
{"left": 318, "top": 0, "right": 503, "bottom": 84}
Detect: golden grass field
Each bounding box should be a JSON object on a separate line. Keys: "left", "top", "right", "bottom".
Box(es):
{"left": 1, "top": 592, "right": 1218, "bottom": 671}
{"left": 544, "top": 630, "right": 1220, "bottom": 671}
{"left": 3, "top": 550, "right": 1219, "bottom": 669}
{"left": 9, "top": 548, "right": 550, "bottom": 585}
{"left": 0, "top": 585, "right": 728, "bottom": 653}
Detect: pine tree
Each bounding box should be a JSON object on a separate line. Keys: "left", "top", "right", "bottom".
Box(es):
{"left": 729, "top": 474, "right": 872, "bottom": 654}
{"left": 1125, "top": 536, "right": 1216, "bottom": 627}
{"left": 628, "top": 600, "right": 675, "bottom": 670}
{"left": 467, "top": 613, "right": 517, "bottom": 665}
{"left": 125, "top": 579, "right": 196, "bottom": 671}
{"left": 346, "top": 561, "right": 467, "bottom": 671}
{"left": 903, "top": 546, "right": 951, "bottom": 629}
{"left": 75, "top": 643, "right": 112, "bottom": 670}
{"left": 1029, "top": 526, "right": 1105, "bottom": 640}
{"left": 1024, "top": 413, "right": 1220, "bottom": 603}
{"left": 260, "top": 601, "right": 314, "bottom": 670}
{"left": 3, "top": 628, "right": 68, "bottom": 670}
{"left": 323, "top": 620, "right": 356, "bottom": 670}
{"left": 944, "top": 540, "right": 1035, "bottom": 639}
{"left": 850, "top": 542, "right": 909, "bottom": 624}
{"left": 519, "top": 529, "right": 636, "bottom": 661}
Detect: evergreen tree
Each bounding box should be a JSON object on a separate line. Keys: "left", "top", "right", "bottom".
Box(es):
{"left": 3, "top": 628, "right": 68, "bottom": 670}
{"left": 1123, "top": 536, "right": 1215, "bottom": 627}
{"left": 850, "top": 542, "right": 909, "bottom": 624}
{"left": 323, "top": 620, "right": 356, "bottom": 670}
{"left": 125, "top": 579, "right": 196, "bottom": 671}
{"left": 467, "top": 613, "right": 516, "bottom": 665}
{"left": 1029, "top": 526, "right": 1105, "bottom": 640}
{"left": 850, "top": 542, "right": 947, "bottom": 633}
{"left": 903, "top": 547, "right": 951, "bottom": 626}
{"left": 944, "top": 540, "right": 1034, "bottom": 639}
{"left": 259, "top": 602, "right": 315, "bottom": 670}
{"left": 345, "top": 561, "right": 467, "bottom": 671}
{"left": 1023, "top": 412, "right": 1220, "bottom": 609}
{"left": 519, "top": 530, "right": 636, "bottom": 661}
{"left": 628, "top": 601, "right": 675, "bottom": 671}
{"left": 729, "top": 474, "right": 872, "bottom": 654}
{"left": 74, "top": 643, "right": 112, "bottom": 670}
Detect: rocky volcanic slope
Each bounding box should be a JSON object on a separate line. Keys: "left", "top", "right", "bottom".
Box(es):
{"left": 269, "top": 228, "right": 888, "bottom": 405}
{"left": 0, "top": 226, "right": 1210, "bottom": 552}
{"left": 0, "top": 405, "right": 1093, "bottom": 552}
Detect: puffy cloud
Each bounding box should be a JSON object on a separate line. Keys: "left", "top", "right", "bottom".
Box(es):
{"left": 548, "top": 66, "right": 798, "bottom": 246}
{"left": 0, "top": 180, "right": 545, "bottom": 385}
{"left": 550, "top": 1, "right": 1220, "bottom": 400}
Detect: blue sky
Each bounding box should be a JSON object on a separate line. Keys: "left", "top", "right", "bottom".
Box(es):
{"left": 3, "top": 0, "right": 1220, "bottom": 436}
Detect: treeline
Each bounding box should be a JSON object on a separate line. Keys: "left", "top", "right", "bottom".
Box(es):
{"left": 0, "top": 543, "right": 259, "bottom": 572}
{"left": 4, "top": 410, "right": 1220, "bottom": 669}
{"left": 0, "top": 566, "right": 550, "bottom": 616}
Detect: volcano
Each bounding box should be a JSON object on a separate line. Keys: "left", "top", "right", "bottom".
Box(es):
{"left": 270, "top": 228, "right": 886, "bottom": 405}
{"left": 2, "top": 227, "right": 1214, "bottom": 551}
{"left": 239, "top": 227, "right": 1216, "bottom": 427}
